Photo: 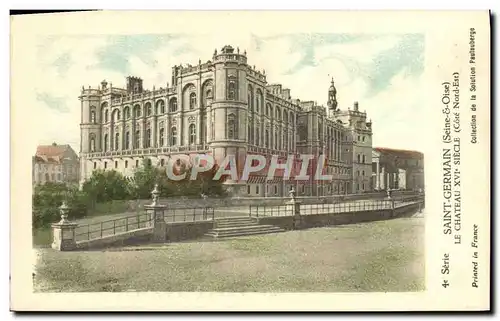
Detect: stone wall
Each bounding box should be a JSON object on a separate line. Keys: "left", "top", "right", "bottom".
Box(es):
{"left": 165, "top": 221, "right": 214, "bottom": 242}
{"left": 123, "top": 190, "right": 418, "bottom": 210}
{"left": 76, "top": 227, "right": 154, "bottom": 250}
{"left": 257, "top": 202, "right": 422, "bottom": 231}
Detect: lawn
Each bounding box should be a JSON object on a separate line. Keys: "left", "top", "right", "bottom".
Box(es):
{"left": 33, "top": 216, "right": 424, "bottom": 292}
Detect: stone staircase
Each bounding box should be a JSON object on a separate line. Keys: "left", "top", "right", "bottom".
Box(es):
{"left": 205, "top": 217, "right": 285, "bottom": 239}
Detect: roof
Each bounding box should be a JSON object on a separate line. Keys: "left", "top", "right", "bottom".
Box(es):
{"left": 34, "top": 143, "right": 76, "bottom": 164}
{"left": 374, "top": 147, "right": 424, "bottom": 159}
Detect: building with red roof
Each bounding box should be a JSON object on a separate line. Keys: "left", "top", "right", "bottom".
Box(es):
{"left": 32, "top": 142, "right": 80, "bottom": 185}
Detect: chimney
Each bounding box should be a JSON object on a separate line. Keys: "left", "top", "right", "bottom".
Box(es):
{"left": 353, "top": 101, "right": 359, "bottom": 111}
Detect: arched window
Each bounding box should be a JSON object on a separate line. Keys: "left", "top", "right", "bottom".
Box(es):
{"left": 290, "top": 112, "right": 294, "bottom": 125}
{"left": 362, "top": 155, "right": 366, "bottom": 163}
{"left": 248, "top": 86, "right": 254, "bottom": 112}
{"left": 145, "top": 128, "right": 151, "bottom": 148}
{"left": 256, "top": 89, "right": 263, "bottom": 113}
{"left": 135, "top": 130, "right": 140, "bottom": 148}
{"left": 248, "top": 124, "right": 253, "bottom": 144}
{"left": 104, "top": 110, "right": 109, "bottom": 123}
{"left": 189, "top": 124, "right": 196, "bottom": 144}
{"left": 159, "top": 127, "right": 164, "bottom": 146}
{"left": 274, "top": 132, "right": 278, "bottom": 150}
{"left": 115, "top": 132, "right": 120, "bottom": 150}
{"left": 256, "top": 130, "right": 260, "bottom": 146}
{"left": 283, "top": 112, "right": 288, "bottom": 124}
{"left": 189, "top": 93, "right": 197, "bottom": 110}
{"left": 125, "top": 131, "right": 130, "bottom": 149}
{"left": 276, "top": 108, "right": 281, "bottom": 120}
{"left": 134, "top": 105, "right": 141, "bottom": 118}
{"left": 89, "top": 134, "right": 96, "bottom": 152}
{"left": 357, "top": 154, "right": 361, "bottom": 163}
{"left": 265, "top": 129, "right": 269, "bottom": 148}
{"left": 227, "top": 114, "right": 236, "bottom": 139}
{"left": 124, "top": 107, "right": 130, "bottom": 119}
{"left": 155, "top": 100, "right": 165, "bottom": 115}
{"left": 104, "top": 134, "right": 108, "bottom": 152}
{"left": 144, "top": 103, "right": 151, "bottom": 117}
{"left": 171, "top": 127, "right": 177, "bottom": 146}
{"left": 283, "top": 131, "right": 288, "bottom": 151}
{"left": 90, "top": 107, "right": 96, "bottom": 123}
{"left": 169, "top": 98, "right": 178, "bottom": 112}
{"left": 227, "top": 82, "right": 235, "bottom": 100}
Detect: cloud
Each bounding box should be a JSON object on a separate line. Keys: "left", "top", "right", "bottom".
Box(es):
{"left": 36, "top": 92, "right": 70, "bottom": 113}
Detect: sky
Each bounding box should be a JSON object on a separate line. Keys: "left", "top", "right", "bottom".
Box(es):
{"left": 30, "top": 32, "right": 425, "bottom": 154}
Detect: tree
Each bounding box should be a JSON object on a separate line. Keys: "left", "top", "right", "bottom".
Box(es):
{"left": 81, "top": 169, "right": 131, "bottom": 203}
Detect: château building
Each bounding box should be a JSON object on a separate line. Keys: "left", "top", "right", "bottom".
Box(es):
{"left": 79, "top": 45, "right": 373, "bottom": 197}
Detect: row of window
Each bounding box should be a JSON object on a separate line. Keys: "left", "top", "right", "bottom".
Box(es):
{"left": 89, "top": 88, "right": 298, "bottom": 124}
{"left": 36, "top": 173, "right": 63, "bottom": 182}
{"left": 94, "top": 158, "right": 163, "bottom": 170}
{"left": 356, "top": 154, "right": 367, "bottom": 163}
{"left": 89, "top": 124, "right": 200, "bottom": 152}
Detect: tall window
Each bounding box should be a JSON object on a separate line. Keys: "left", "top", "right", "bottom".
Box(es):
{"left": 89, "top": 134, "right": 96, "bottom": 152}
{"left": 105, "top": 110, "right": 109, "bottom": 123}
{"left": 145, "top": 128, "right": 151, "bottom": 148}
{"left": 156, "top": 100, "right": 165, "bottom": 114}
{"left": 90, "top": 108, "right": 96, "bottom": 123}
{"left": 104, "top": 134, "right": 108, "bottom": 152}
{"left": 171, "top": 127, "right": 177, "bottom": 146}
{"left": 248, "top": 86, "right": 254, "bottom": 112}
{"left": 256, "top": 89, "right": 263, "bottom": 113}
{"left": 357, "top": 154, "right": 361, "bottom": 163}
{"left": 134, "top": 105, "right": 141, "bottom": 118}
{"left": 124, "top": 107, "right": 130, "bottom": 119}
{"left": 362, "top": 155, "right": 366, "bottom": 163}
{"left": 189, "top": 93, "right": 197, "bottom": 110}
{"left": 135, "top": 130, "right": 140, "bottom": 148}
{"left": 228, "top": 82, "right": 235, "bottom": 100}
{"left": 146, "top": 103, "right": 152, "bottom": 116}
{"left": 169, "top": 98, "right": 178, "bottom": 112}
{"left": 265, "top": 129, "right": 269, "bottom": 148}
{"left": 125, "top": 131, "right": 130, "bottom": 149}
{"left": 274, "top": 132, "right": 278, "bottom": 149}
{"left": 159, "top": 128, "right": 164, "bottom": 146}
{"left": 256, "top": 130, "right": 260, "bottom": 146}
{"left": 227, "top": 114, "right": 236, "bottom": 139}
{"left": 114, "top": 132, "right": 120, "bottom": 150}
{"left": 276, "top": 108, "right": 281, "bottom": 120}
{"left": 248, "top": 124, "right": 253, "bottom": 144}
{"left": 189, "top": 124, "right": 196, "bottom": 145}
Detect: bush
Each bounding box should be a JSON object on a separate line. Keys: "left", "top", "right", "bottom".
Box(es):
{"left": 32, "top": 182, "right": 89, "bottom": 228}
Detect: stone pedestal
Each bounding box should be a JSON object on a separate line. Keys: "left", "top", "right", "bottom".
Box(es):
{"left": 144, "top": 184, "right": 167, "bottom": 243}
{"left": 144, "top": 204, "right": 167, "bottom": 242}
{"left": 51, "top": 202, "right": 78, "bottom": 251}
{"left": 287, "top": 188, "right": 302, "bottom": 229}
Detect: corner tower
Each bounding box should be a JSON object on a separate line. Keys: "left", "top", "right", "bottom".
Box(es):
{"left": 79, "top": 83, "right": 102, "bottom": 186}
{"left": 209, "top": 45, "right": 249, "bottom": 196}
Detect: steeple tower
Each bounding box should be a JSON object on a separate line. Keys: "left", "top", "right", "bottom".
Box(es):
{"left": 327, "top": 77, "right": 338, "bottom": 111}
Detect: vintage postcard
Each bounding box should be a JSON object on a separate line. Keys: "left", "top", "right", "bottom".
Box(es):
{"left": 10, "top": 10, "right": 490, "bottom": 311}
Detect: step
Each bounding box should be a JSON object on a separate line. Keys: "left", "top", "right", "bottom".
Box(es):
{"left": 215, "top": 217, "right": 255, "bottom": 223}
{"left": 215, "top": 221, "right": 258, "bottom": 228}
{"left": 211, "top": 224, "right": 279, "bottom": 233}
{"left": 205, "top": 228, "right": 285, "bottom": 239}
{"left": 207, "top": 226, "right": 284, "bottom": 237}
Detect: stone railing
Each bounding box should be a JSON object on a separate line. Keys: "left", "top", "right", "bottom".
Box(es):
{"left": 86, "top": 144, "right": 209, "bottom": 159}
